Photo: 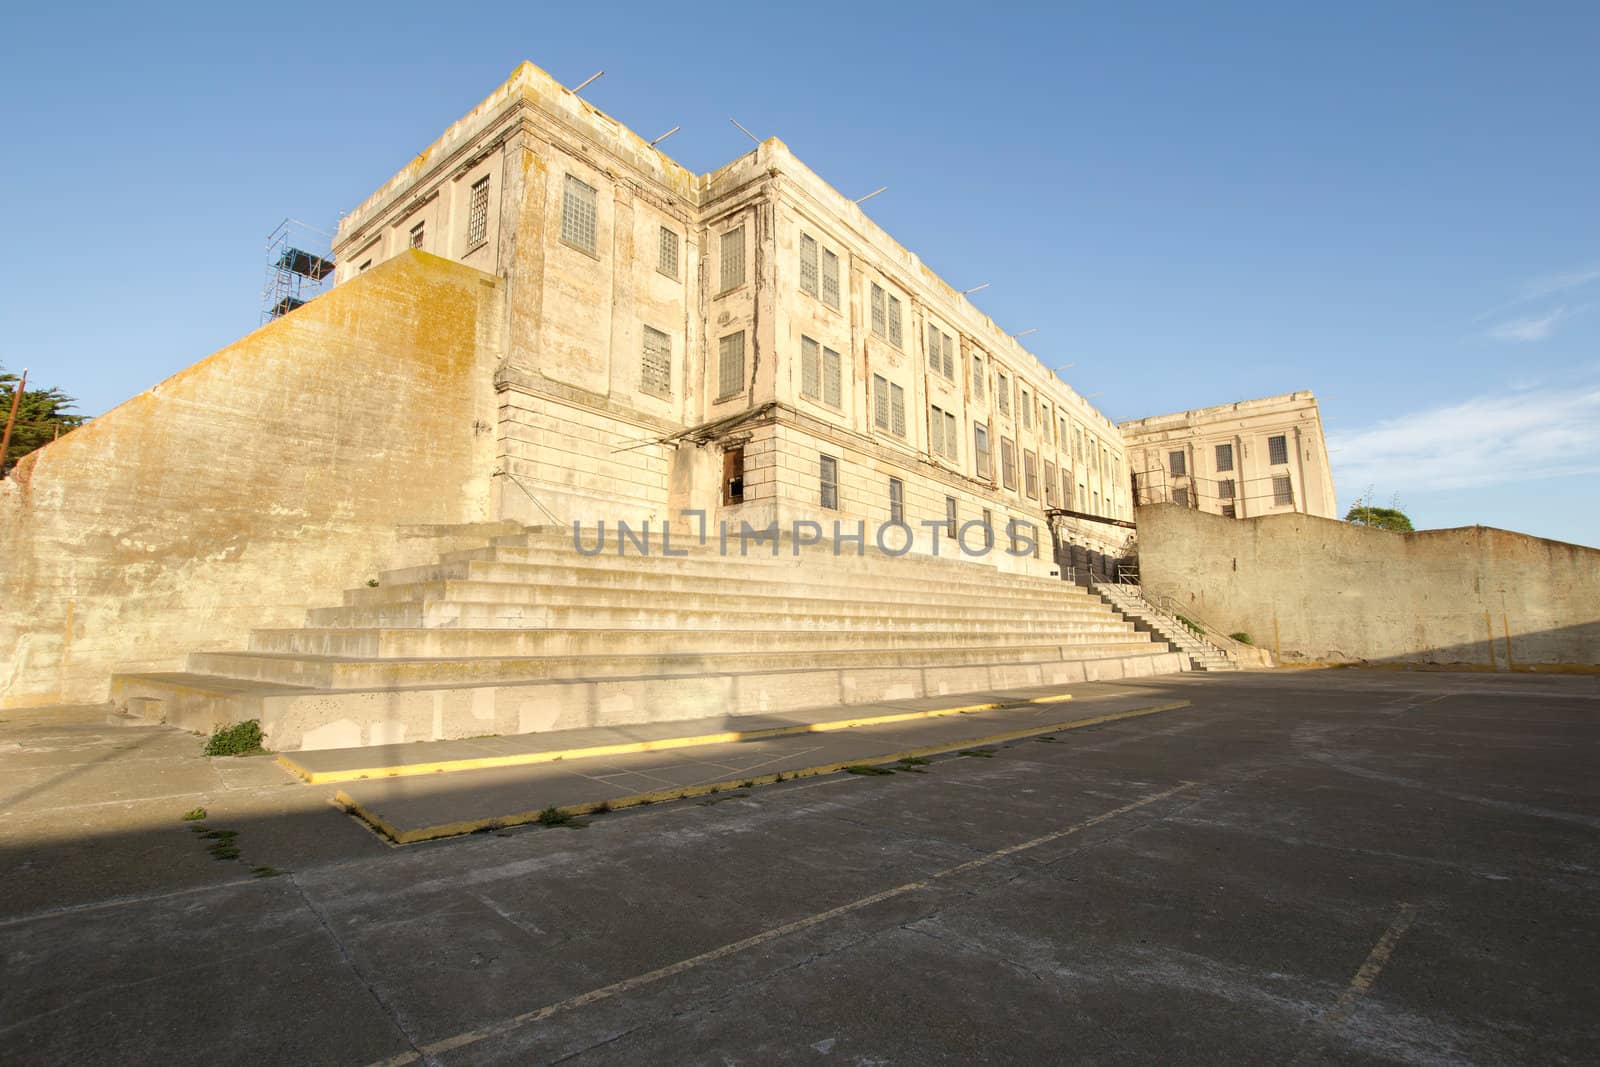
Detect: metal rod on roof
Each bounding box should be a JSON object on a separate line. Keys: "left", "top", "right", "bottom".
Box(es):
{"left": 961, "top": 283, "right": 991, "bottom": 295}
{"left": 1052, "top": 363, "right": 1076, "bottom": 374}
{"left": 648, "top": 126, "right": 681, "bottom": 147}
{"left": 572, "top": 71, "right": 605, "bottom": 94}
{"left": 854, "top": 186, "right": 888, "bottom": 204}
{"left": 729, "top": 117, "right": 762, "bottom": 144}
{"left": 1013, "top": 328, "right": 1039, "bottom": 338}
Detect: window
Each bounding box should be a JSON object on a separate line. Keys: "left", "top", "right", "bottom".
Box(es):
{"left": 888, "top": 294, "right": 902, "bottom": 347}
{"left": 972, "top": 354, "right": 984, "bottom": 399}
{"left": 1221, "top": 504, "right": 1236, "bottom": 519}
{"left": 1076, "top": 428, "right": 1085, "bottom": 459}
{"left": 996, "top": 372, "right": 1010, "bottom": 415}
{"left": 945, "top": 496, "right": 957, "bottom": 538}
{"left": 717, "top": 332, "right": 745, "bottom": 400}
{"left": 1169, "top": 450, "right": 1186, "bottom": 476}
{"left": 929, "top": 406, "right": 959, "bottom": 460}
{"left": 870, "top": 284, "right": 886, "bottom": 338}
{"left": 561, "top": 175, "right": 597, "bottom": 254}
{"left": 409, "top": 221, "right": 425, "bottom": 249}
{"left": 1059, "top": 416, "right": 1068, "bottom": 450}
{"left": 466, "top": 176, "right": 490, "bottom": 249}
{"left": 1273, "top": 475, "right": 1294, "bottom": 506}
{"left": 1024, "top": 450, "right": 1039, "bottom": 499}
{"left": 720, "top": 226, "right": 746, "bottom": 291}
{"left": 1218, "top": 478, "right": 1236, "bottom": 500}
{"left": 800, "top": 337, "right": 841, "bottom": 407}
{"left": 1215, "top": 442, "right": 1233, "bottom": 472}
{"left": 927, "top": 325, "right": 955, "bottom": 379}
{"left": 723, "top": 447, "right": 744, "bottom": 505}
{"left": 1021, "top": 389, "right": 1032, "bottom": 429}
{"left": 1268, "top": 434, "right": 1289, "bottom": 465}
{"left": 820, "top": 455, "right": 838, "bottom": 510}
{"left": 1172, "top": 488, "right": 1187, "bottom": 508}
{"left": 1044, "top": 461, "right": 1057, "bottom": 507}
{"left": 975, "top": 424, "right": 992, "bottom": 480}
{"left": 1000, "top": 438, "right": 1017, "bottom": 490}
{"left": 1062, "top": 470, "right": 1073, "bottom": 510}
{"left": 821, "top": 249, "right": 840, "bottom": 309}
{"left": 658, "top": 226, "right": 679, "bottom": 279}
{"left": 800, "top": 233, "right": 819, "bottom": 297}
{"left": 981, "top": 507, "right": 995, "bottom": 549}
{"left": 888, "top": 478, "right": 904, "bottom": 524}
{"left": 640, "top": 325, "right": 671, "bottom": 396}
{"left": 872, "top": 375, "right": 906, "bottom": 437}
{"left": 358, "top": 259, "right": 372, "bottom": 272}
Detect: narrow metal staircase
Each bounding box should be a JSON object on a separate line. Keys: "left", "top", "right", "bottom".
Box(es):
{"left": 1092, "top": 580, "right": 1243, "bottom": 672}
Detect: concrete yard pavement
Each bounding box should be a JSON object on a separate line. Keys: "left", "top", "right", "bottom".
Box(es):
{"left": 2, "top": 669, "right": 1596, "bottom": 1064}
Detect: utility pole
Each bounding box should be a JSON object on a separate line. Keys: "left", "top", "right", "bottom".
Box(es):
{"left": 0, "top": 369, "right": 26, "bottom": 475}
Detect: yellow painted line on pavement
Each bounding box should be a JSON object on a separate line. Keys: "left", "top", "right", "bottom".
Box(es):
{"left": 362, "top": 777, "right": 1202, "bottom": 1066}
{"left": 336, "top": 699, "right": 1191, "bottom": 845}
{"left": 1026, "top": 693, "right": 1074, "bottom": 703}
{"left": 279, "top": 700, "right": 1007, "bottom": 784}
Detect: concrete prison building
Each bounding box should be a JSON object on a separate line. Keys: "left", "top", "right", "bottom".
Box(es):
{"left": 1118, "top": 391, "right": 1337, "bottom": 520}
{"left": 330, "top": 61, "right": 1135, "bottom": 574}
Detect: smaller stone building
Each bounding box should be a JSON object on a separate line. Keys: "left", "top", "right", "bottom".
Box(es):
{"left": 1118, "top": 392, "right": 1337, "bottom": 520}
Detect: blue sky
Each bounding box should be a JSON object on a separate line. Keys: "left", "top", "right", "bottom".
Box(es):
{"left": 4, "top": 2, "right": 1596, "bottom": 545}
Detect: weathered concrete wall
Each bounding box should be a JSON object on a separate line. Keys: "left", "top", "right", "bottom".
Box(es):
{"left": 0, "top": 252, "right": 502, "bottom": 707}
{"left": 1137, "top": 504, "right": 1600, "bottom": 667}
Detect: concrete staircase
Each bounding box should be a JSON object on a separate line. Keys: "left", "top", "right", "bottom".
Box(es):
{"left": 1092, "top": 582, "right": 1238, "bottom": 672}
{"left": 111, "top": 525, "right": 1185, "bottom": 750}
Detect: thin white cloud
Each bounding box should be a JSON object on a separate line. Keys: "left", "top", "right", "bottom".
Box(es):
{"left": 1522, "top": 266, "right": 1600, "bottom": 300}
{"left": 1329, "top": 385, "right": 1600, "bottom": 493}
{"left": 1488, "top": 306, "right": 1565, "bottom": 342}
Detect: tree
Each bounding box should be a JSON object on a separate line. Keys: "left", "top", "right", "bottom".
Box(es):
{"left": 1346, "top": 504, "right": 1414, "bottom": 531}
{"left": 1, "top": 366, "right": 88, "bottom": 476}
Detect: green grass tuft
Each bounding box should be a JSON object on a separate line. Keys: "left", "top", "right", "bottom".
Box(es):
{"left": 181, "top": 807, "right": 207, "bottom": 821}
{"left": 844, "top": 764, "right": 894, "bottom": 776}
{"left": 536, "top": 806, "right": 573, "bottom": 826}
{"left": 203, "top": 720, "right": 265, "bottom": 757}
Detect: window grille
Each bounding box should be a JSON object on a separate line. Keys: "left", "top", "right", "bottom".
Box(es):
{"left": 1024, "top": 451, "right": 1038, "bottom": 498}
{"left": 972, "top": 355, "right": 984, "bottom": 398}
{"left": 820, "top": 455, "right": 838, "bottom": 509}
{"left": 658, "top": 226, "right": 679, "bottom": 279}
{"left": 1001, "top": 439, "right": 1017, "bottom": 490}
{"left": 466, "top": 177, "right": 490, "bottom": 249}
{"left": 891, "top": 382, "right": 906, "bottom": 437}
{"left": 801, "top": 336, "right": 821, "bottom": 400}
{"left": 1044, "top": 461, "right": 1056, "bottom": 506}
{"left": 945, "top": 496, "right": 957, "bottom": 538}
{"left": 822, "top": 346, "right": 841, "bottom": 407}
{"left": 975, "top": 424, "right": 991, "bottom": 479}
{"left": 1268, "top": 435, "right": 1289, "bottom": 465}
{"left": 561, "top": 175, "right": 597, "bottom": 253}
{"left": 640, "top": 326, "right": 671, "bottom": 396}
{"left": 870, "top": 284, "right": 887, "bottom": 338}
{"left": 409, "top": 221, "right": 425, "bottom": 249}
{"left": 888, "top": 478, "right": 904, "bottom": 524}
{"left": 1273, "top": 475, "right": 1294, "bottom": 506}
{"left": 1221, "top": 504, "right": 1236, "bottom": 518}
{"left": 1218, "top": 478, "right": 1235, "bottom": 500}
{"left": 717, "top": 332, "right": 744, "bottom": 399}
{"left": 720, "top": 226, "right": 746, "bottom": 291}
{"left": 1215, "top": 442, "right": 1233, "bottom": 472}
{"left": 997, "top": 373, "right": 1010, "bottom": 415}
{"left": 887, "top": 294, "right": 903, "bottom": 348}
{"left": 1169, "top": 450, "right": 1186, "bottom": 476}
{"left": 799, "top": 233, "right": 819, "bottom": 297}
{"left": 873, "top": 375, "right": 890, "bottom": 430}
{"left": 944, "top": 410, "right": 957, "bottom": 460}
{"left": 930, "top": 405, "right": 945, "bottom": 456}
{"left": 821, "top": 250, "right": 840, "bottom": 309}
{"left": 1021, "top": 390, "right": 1032, "bottom": 429}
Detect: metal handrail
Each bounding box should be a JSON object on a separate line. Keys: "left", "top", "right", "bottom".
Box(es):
{"left": 491, "top": 468, "right": 566, "bottom": 527}
{"left": 1099, "top": 573, "right": 1233, "bottom": 660}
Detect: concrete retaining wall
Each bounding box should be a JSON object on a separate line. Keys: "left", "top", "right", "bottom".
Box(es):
{"left": 0, "top": 253, "right": 502, "bottom": 707}
{"left": 1136, "top": 504, "right": 1599, "bottom": 668}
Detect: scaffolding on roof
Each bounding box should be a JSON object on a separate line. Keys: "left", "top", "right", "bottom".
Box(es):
{"left": 261, "top": 219, "right": 335, "bottom": 324}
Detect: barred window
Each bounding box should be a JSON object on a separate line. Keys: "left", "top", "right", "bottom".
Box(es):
{"left": 944, "top": 410, "right": 957, "bottom": 461}
{"left": 870, "top": 284, "right": 887, "bottom": 338}
{"left": 1215, "top": 442, "right": 1233, "bottom": 472}
{"left": 930, "top": 405, "right": 945, "bottom": 456}
{"left": 801, "top": 336, "right": 821, "bottom": 400}
{"left": 927, "top": 325, "right": 955, "bottom": 379}
{"left": 1268, "top": 434, "right": 1288, "bottom": 465}
{"left": 720, "top": 226, "right": 746, "bottom": 291}
{"left": 1062, "top": 470, "right": 1072, "bottom": 510}
{"left": 1169, "top": 450, "right": 1186, "bottom": 476}
{"left": 1000, "top": 438, "right": 1017, "bottom": 490}
{"left": 466, "top": 177, "right": 490, "bottom": 249}
{"left": 945, "top": 496, "right": 957, "bottom": 538}
{"left": 1221, "top": 504, "right": 1237, "bottom": 518}
{"left": 972, "top": 354, "right": 985, "bottom": 399}
{"left": 975, "top": 424, "right": 992, "bottom": 479}
{"left": 658, "top": 226, "right": 679, "bottom": 279}
{"left": 1273, "top": 475, "right": 1294, "bottom": 506}
{"left": 1218, "top": 478, "right": 1236, "bottom": 500}
{"left": 799, "top": 233, "right": 819, "bottom": 297}
{"left": 717, "top": 332, "right": 745, "bottom": 399}
{"left": 996, "top": 372, "right": 1010, "bottom": 415}
{"left": 1021, "top": 389, "right": 1032, "bottom": 429}
{"left": 1044, "top": 460, "right": 1056, "bottom": 506}
{"left": 1173, "top": 487, "right": 1189, "bottom": 507}
{"left": 820, "top": 455, "right": 839, "bottom": 510}
{"left": 873, "top": 374, "right": 890, "bottom": 430}
{"left": 887, "top": 294, "right": 902, "bottom": 348}
{"left": 1024, "top": 450, "right": 1039, "bottom": 498}
{"left": 822, "top": 346, "right": 841, "bottom": 407}
{"left": 640, "top": 325, "right": 671, "bottom": 396}
{"left": 821, "top": 249, "right": 840, "bottom": 309}
{"left": 561, "top": 175, "right": 597, "bottom": 254}
{"left": 409, "top": 221, "right": 425, "bottom": 249}
{"left": 888, "top": 478, "right": 904, "bottom": 524}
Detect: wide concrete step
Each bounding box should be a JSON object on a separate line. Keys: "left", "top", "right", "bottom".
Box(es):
{"left": 305, "top": 596, "right": 1130, "bottom": 632}
{"left": 350, "top": 559, "right": 1098, "bottom": 612}
{"left": 113, "top": 647, "right": 1187, "bottom": 751}
{"left": 245, "top": 625, "right": 1149, "bottom": 659}
{"left": 188, "top": 640, "right": 1167, "bottom": 690}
